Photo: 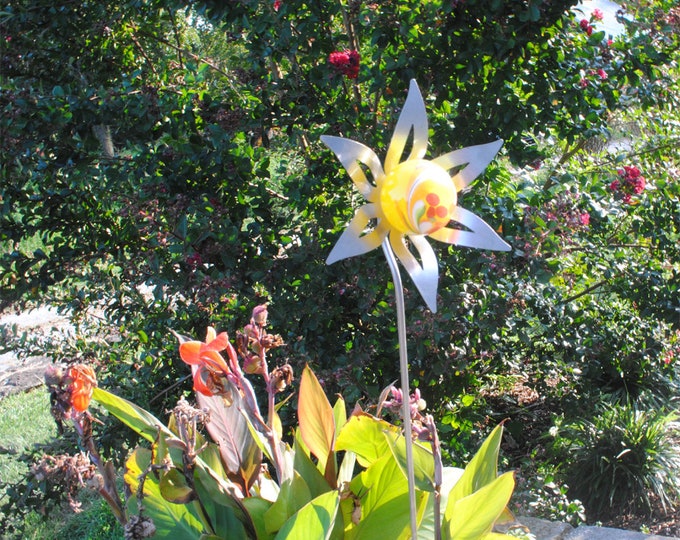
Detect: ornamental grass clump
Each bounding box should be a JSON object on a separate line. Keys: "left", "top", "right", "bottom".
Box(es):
{"left": 551, "top": 405, "right": 680, "bottom": 519}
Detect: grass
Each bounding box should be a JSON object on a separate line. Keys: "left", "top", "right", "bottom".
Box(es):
{"left": 0, "top": 388, "right": 57, "bottom": 486}
{"left": 0, "top": 388, "right": 123, "bottom": 539}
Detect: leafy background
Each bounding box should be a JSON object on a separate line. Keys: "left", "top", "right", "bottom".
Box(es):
{"left": 1, "top": 0, "right": 679, "bottom": 532}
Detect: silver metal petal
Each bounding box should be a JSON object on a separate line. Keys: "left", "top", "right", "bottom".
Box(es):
{"left": 327, "top": 203, "right": 389, "bottom": 264}
{"left": 389, "top": 233, "right": 439, "bottom": 312}
{"left": 429, "top": 206, "right": 511, "bottom": 251}
{"left": 384, "top": 80, "right": 429, "bottom": 175}
{"left": 432, "top": 140, "right": 503, "bottom": 190}
{"left": 321, "top": 135, "right": 384, "bottom": 200}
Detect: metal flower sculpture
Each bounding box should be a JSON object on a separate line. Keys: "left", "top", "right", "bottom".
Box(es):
{"left": 322, "top": 80, "right": 511, "bottom": 537}
{"left": 322, "top": 79, "right": 510, "bottom": 312}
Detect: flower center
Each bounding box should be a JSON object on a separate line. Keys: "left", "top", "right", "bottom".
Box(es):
{"left": 379, "top": 159, "right": 456, "bottom": 235}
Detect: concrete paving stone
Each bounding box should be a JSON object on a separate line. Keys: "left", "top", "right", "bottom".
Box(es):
{"left": 517, "top": 516, "right": 574, "bottom": 539}
{"left": 564, "top": 526, "right": 679, "bottom": 540}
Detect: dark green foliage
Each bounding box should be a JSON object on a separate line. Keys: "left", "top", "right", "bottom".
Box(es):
{"left": 2, "top": 0, "right": 680, "bottom": 524}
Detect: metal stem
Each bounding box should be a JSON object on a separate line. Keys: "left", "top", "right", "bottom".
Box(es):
{"left": 382, "top": 238, "right": 418, "bottom": 540}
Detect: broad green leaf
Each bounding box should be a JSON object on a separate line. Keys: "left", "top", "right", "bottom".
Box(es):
{"left": 124, "top": 447, "right": 205, "bottom": 539}
{"left": 444, "top": 472, "right": 515, "bottom": 540}
{"left": 298, "top": 365, "right": 335, "bottom": 471}
{"left": 446, "top": 423, "right": 504, "bottom": 511}
{"left": 264, "top": 471, "right": 312, "bottom": 534}
{"left": 274, "top": 490, "right": 340, "bottom": 540}
{"left": 383, "top": 430, "right": 436, "bottom": 492}
{"left": 333, "top": 395, "right": 347, "bottom": 441}
{"left": 243, "top": 497, "right": 275, "bottom": 540}
{"left": 337, "top": 450, "right": 356, "bottom": 486}
{"left": 159, "top": 468, "right": 194, "bottom": 504}
{"left": 335, "top": 413, "right": 400, "bottom": 468}
{"left": 193, "top": 464, "right": 253, "bottom": 539}
{"left": 416, "top": 466, "right": 465, "bottom": 539}
{"left": 93, "top": 387, "right": 174, "bottom": 443}
{"left": 347, "top": 453, "right": 413, "bottom": 539}
{"left": 293, "top": 430, "right": 332, "bottom": 499}
{"left": 198, "top": 442, "right": 230, "bottom": 481}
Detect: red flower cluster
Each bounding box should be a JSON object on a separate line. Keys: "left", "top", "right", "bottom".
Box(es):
{"left": 609, "top": 165, "right": 646, "bottom": 204}
{"left": 579, "top": 18, "right": 594, "bottom": 36}
{"left": 329, "top": 50, "right": 360, "bottom": 79}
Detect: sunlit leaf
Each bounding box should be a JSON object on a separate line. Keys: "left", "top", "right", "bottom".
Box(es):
{"left": 293, "top": 430, "right": 332, "bottom": 499}
{"left": 124, "top": 447, "right": 205, "bottom": 539}
{"left": 274, "top": 490, "right": 340, "bottom": 540}
{"left": 93, "top": 387, "right": 174, "bottom": 443}
{"left": 444, "top": 471, "right": 515, "bottom": 540}
{"left": 159, "top": 468, "right": 195, "bottom": 504}
{"left": 347, "top": 453, "right": 413, "bottom": 539}
{"left": 446, "top": 423, "right": 504, "bottom": 508}
{"left": 242, "top": 497, "right": 275, "bottom": 540}
{"left": 193, "top": 463, "right": 254, "bottom": 539}
{"left": 299, "top": 365, "right": 335, "bottom": 471}
{"left": 416, "top": 466, "right": 465, "bottom": 539}
{"left": 264, "top": 471, "right": 312, "bottom": 534}
{"left": 383, "top": 430, "right": 436, "bottom": 492}
{"left": 335, "top": 412, "right": 400, "bottom": 468}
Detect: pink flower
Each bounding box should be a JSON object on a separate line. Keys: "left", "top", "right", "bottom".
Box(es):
{"left": 592, "top": 9, "right": 604, "bottom": 21}
{"left": 329, "top": 50, "right": 360, "bottom": 79}
{"left": 624, "top": 165, "right": 641, "bottom": 178}
{"left": 586, "top": 25, "right": 594, "bottom": 36}
{"left": 580, "top": 19, "right": 590, "bottom": 30}
{"left": 579, "top": 78, "right": 589, "bottom": 88}
{"left": 579, "top": 213, "right": 590, "bottom": 226}
{"left": 631, "top": 176, "right": 646, "bottom": 194}
{"left": 273, "top": 0, "right": 281, "bottom": 11}
{"left": 611, "top": 165, "right": 646, "bottom": 203}
{"left": 597, "top": 68, "right": 608, "bottom": 80}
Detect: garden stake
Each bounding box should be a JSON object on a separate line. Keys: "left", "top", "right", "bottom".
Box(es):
{"left": 382, "top": 237, "right": 419, "bottom": 538}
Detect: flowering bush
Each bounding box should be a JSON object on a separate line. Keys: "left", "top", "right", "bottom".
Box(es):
{"left": 2, "top": 0, "right": 679, "bottom": 527}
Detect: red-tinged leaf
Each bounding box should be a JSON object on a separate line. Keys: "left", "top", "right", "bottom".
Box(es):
{"left": 298, "top": 365, "right": 335, "bottom": 471}
{"left": 196, "top": 379, "right": 262, "bottom": 493}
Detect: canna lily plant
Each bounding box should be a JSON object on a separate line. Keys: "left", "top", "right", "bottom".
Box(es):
{"left": 48, "top": 305, "right": 517, "bottom": 539}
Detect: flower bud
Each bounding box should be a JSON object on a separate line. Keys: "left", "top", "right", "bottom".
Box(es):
{"left": 252, "top": 304, "right": 268, "bottom": 326}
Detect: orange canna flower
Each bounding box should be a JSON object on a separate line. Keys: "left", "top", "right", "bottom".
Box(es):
{"left": 179, "top": 327, "right": 237, "bottom": 396}
{"left": 67, "top": 364, "right": 97, "bottom": 413}
{"left": 179, "top": 327, "right": 232, "bottom": 372}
